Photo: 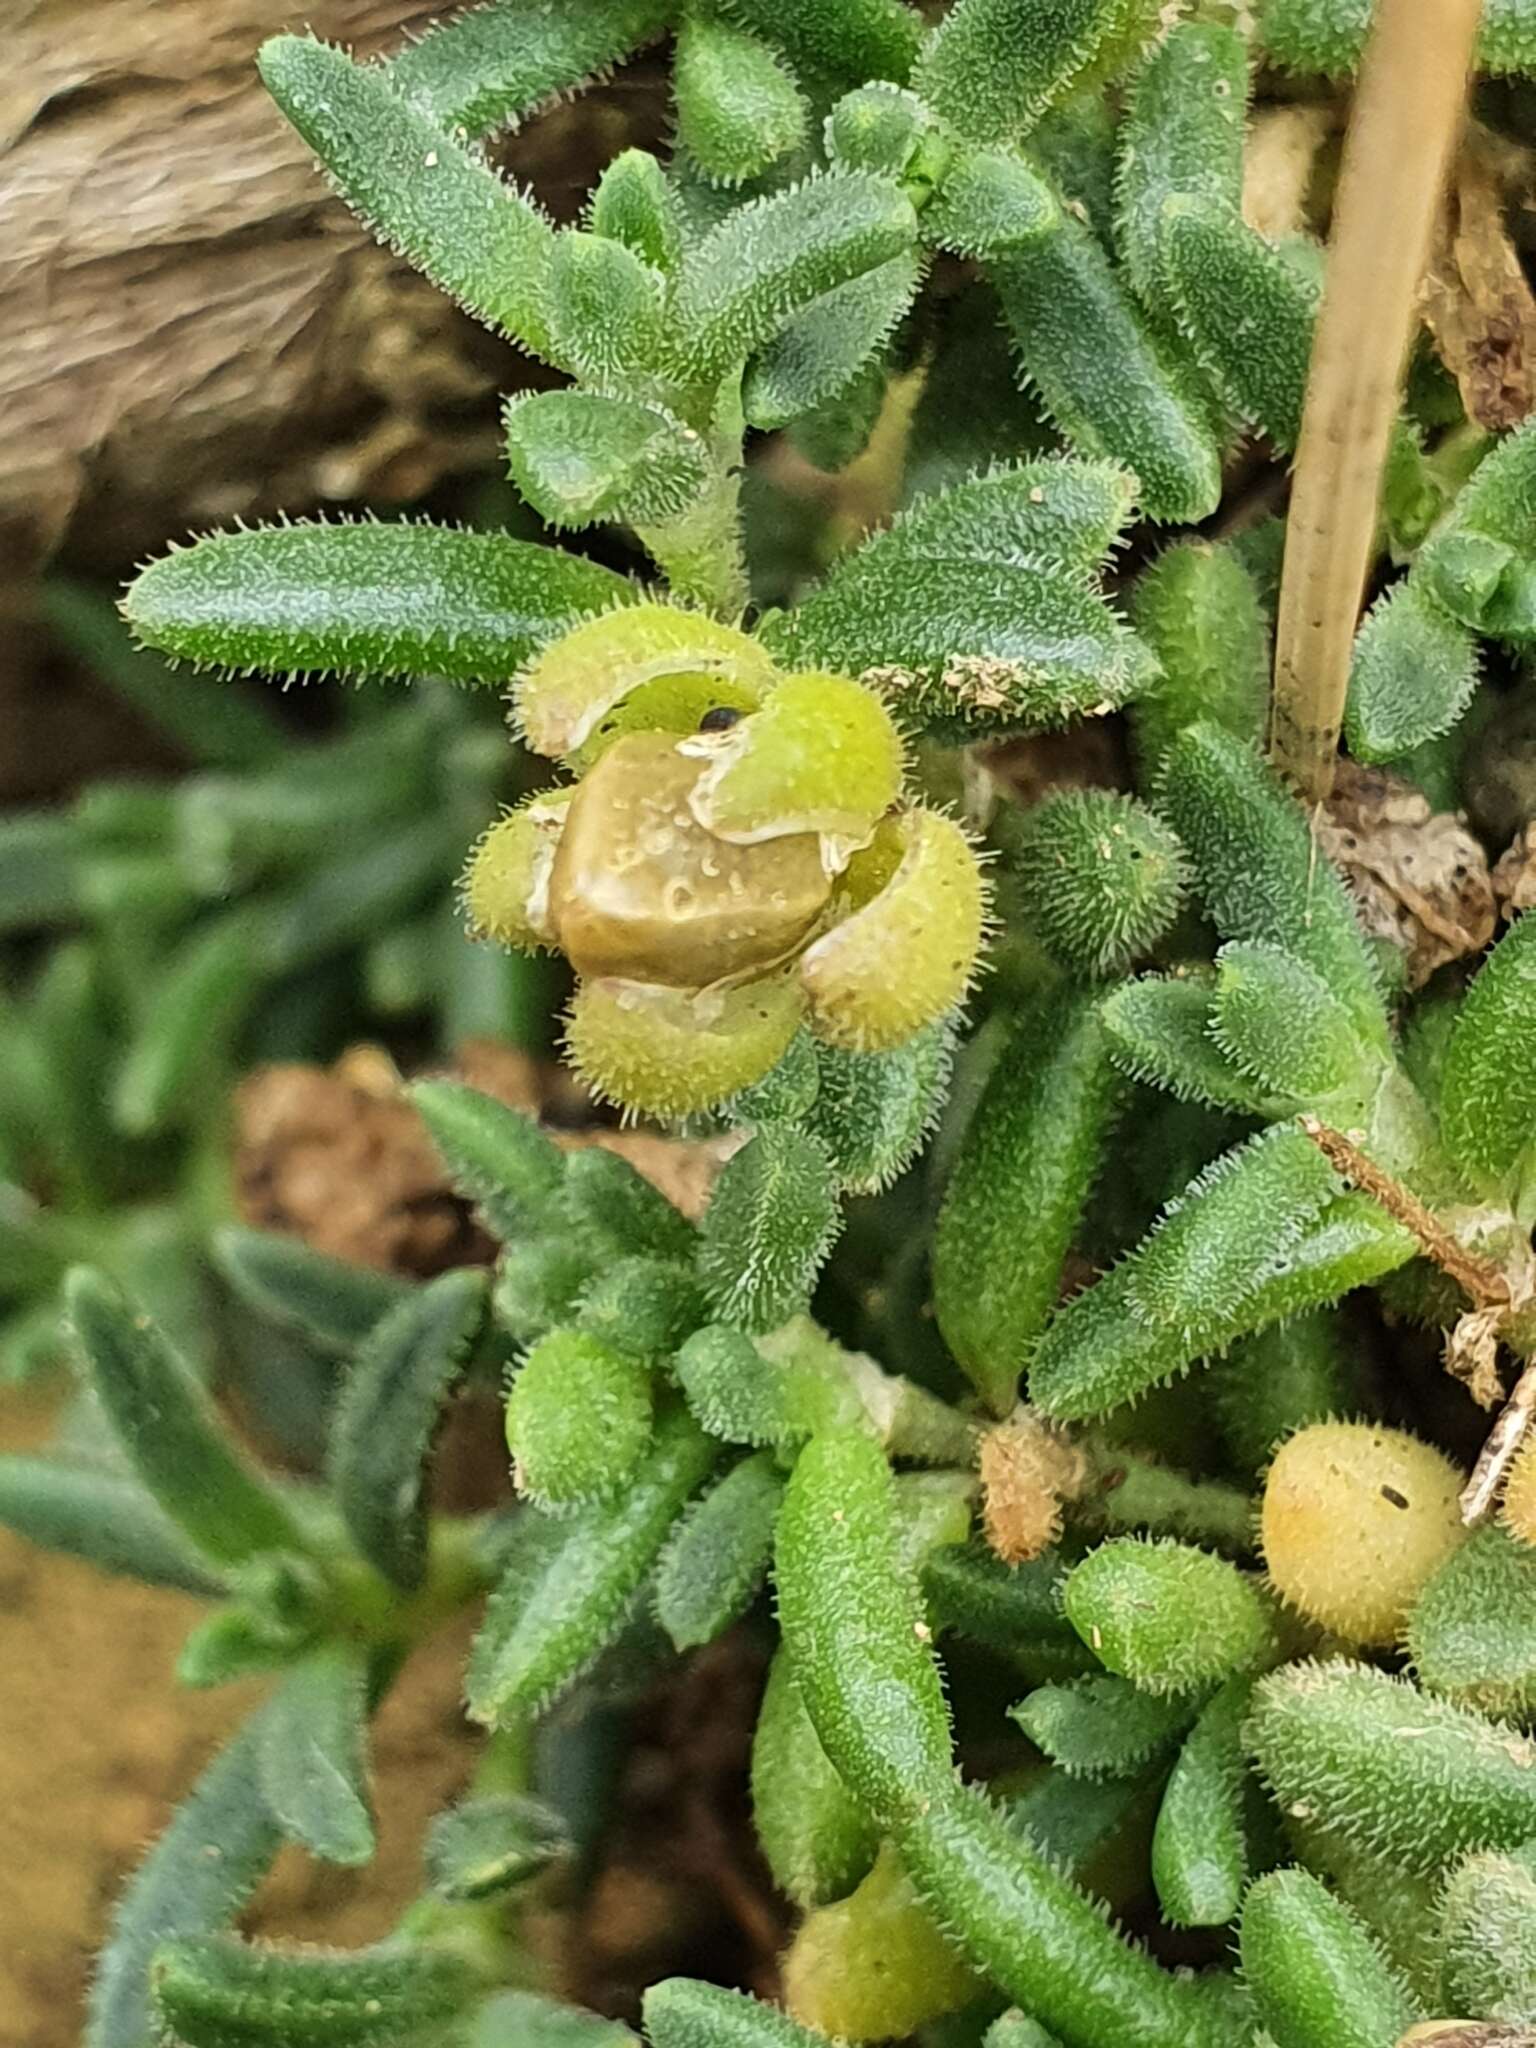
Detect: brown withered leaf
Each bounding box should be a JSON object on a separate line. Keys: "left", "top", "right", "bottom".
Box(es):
{"left": 1493, "top": 820, "right": 1536, "bottom": 919}
{"left": 980, "top": 1408, "right": 1087, "bottom": 1566}
{"left": 1422, "top": 143, "right": 1536, "bottom": 431}
{"left": 1317, "top": 762, "right": 1495, "bottom": 989}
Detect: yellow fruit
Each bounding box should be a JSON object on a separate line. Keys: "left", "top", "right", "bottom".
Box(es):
{"left": 1501, "top": 1433, "right": 1536, "bottom": 1547}
{"left": 783, "top": 1843, "right": 978, "bottom": 2042}
{"left": 1261, "top": 1422, "right": 1466, "bottom": 1646}
{"left": 548, "top": 734, "right": 831, "bottom": 988}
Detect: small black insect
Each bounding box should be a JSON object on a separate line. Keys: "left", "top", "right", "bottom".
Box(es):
{"left": 698, "top": 705, "right": 743, "bottom": 732}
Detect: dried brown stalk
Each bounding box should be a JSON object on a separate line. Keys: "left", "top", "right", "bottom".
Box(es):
{"left": 1271, "top": 0, "right": 1483, "bottom": 801}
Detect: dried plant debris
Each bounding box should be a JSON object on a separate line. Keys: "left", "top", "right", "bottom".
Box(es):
{"left": 1317, "top": 761, "right": 1496, "bottom": 986}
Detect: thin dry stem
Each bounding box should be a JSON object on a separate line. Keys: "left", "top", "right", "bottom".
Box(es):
{"left": 1297, "top": 1117, "right": 1512, "bottom": 1307}
{"left": 1271, "top": 0, "right": 1482, "bottom": 800}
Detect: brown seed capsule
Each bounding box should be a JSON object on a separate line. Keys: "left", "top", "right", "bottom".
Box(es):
{"left": 548, "top": 732, "right": 832, "bottom": 988}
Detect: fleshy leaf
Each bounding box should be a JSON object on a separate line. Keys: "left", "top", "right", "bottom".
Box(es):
{"left": 720, "top": 0, "right": 922, "bottom": 88}
{"left": 914, "top": 0, "right": 1127, "bottom": 145}
{"left": 256, "top": 1642, "right": 377, "bottom": 1867}
{"left": 425, "top": 1793, "right": 571, "bottom": 1901}
{"left": 65, "top": 1267, "right": 309, "bottom": 1571}
{"left": 934, "top": 989, "right": 1122, "bottom": 1413}
{"left": 328, "top": 1268, "right": 488, "bottom": 1591}
{"left": 0, "top": 1455, "right": 225, "bottom": 1595}
{"left": 655, "top": 1452, "right": 785, "bottom": 1651}
{"left": 1010, "top": 1674, "right": 1198, "bottom": 1776}
{"left": 258, "top": 36, "right": 557, "bottom": 351}
{"left": 1239, "top": 1867, "right": 1420, "bottom": 2048}
{"left": 698, "top": 1125, "right": 841, "bottom": 1334}
{"left": 387, "top": 0, "right": 671, "bottom": 138}
{"left": 674, "top": 16, "right": 808, "bottom": 187}
{"left": 123, "top": 521, "right": 633, "bottom": 683}
{"left": 766, "top": 460, "right": 1153, "bottom": 735}
{"left": 1345, "top": 577, "right": 1481, "bottom": 763}
{"left": 504, "top": 391, "right": 712, "bottom": 531}
{"left": 664, "top": 171, "right": 917, "bottom": 385}
{"left": 150, "top": 1934, "right": 479, "bottom": 2048}
{"left": 1440, "top": 911, "right": 1536, "bottom": 1184}
{"left": 212, "top": 1226, "right": 411, "bottom": 1354}
{"left": 409, "top": 1081, "right": 566, "bottom": 1239}
{"left": 465, "top": 1409, "right": 717, "bottom": 1722}
{"left": 87, "top": 1716, "right": 282, "bottom": 2048}
{"left": 744, "top": 253, "right": 922, "bottom": 431}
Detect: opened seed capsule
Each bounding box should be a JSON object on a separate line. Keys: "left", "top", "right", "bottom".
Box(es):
{"left": 549, "top": 733, "right": 832, "bottom": 988}
{"left": 462, "top": 791, "right": 570, "bottom": 951}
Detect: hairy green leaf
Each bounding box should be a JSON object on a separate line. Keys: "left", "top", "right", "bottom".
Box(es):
{"left": 1345, "top": 577, "right": 1482, "bottom": 763}
{"left": 698, "top": 1125, "right": 841, "bottom": 1334}
{"left": 1156, "top": 723, "right": 1388, "bottom": 1046}
{"left": 1150, "top": 1677, "right": 1252, "bottom": 1928}
{"left": 721, "top": 0, "right": 922, "bottom": 88}
{"left": 257, "top": 1642, "right": 376, "bottom": 1867}
{"left": 1062, "top": 1537, "right": 1274, "bottom": 1694}
{"left": 975, "top": 160, "right": 1224, "bottom": 524}
{"left": 88, "top": 1716, "right": 282, "bottom": 2048}
{"left": 935, "top": 989, "right": 1122, "bottom": 1411}
{"left": 1440, "top": 911, "right": 1536, "bottom": 1184}
{"left": 1100, "top": 975, "right": 1277, "bottom": 1114}
{"left": 559, "top": 1145, "right": 696, "bottom": 1263}
{"left": 1010, "top": 1674, "right": 1198, "bottom": 1776}
{"left": 589, "top": 149, "right": 685, "bottom": 273}
{"left": 123, "top": 520, "right": 632, "bottom": 683}
{"left": 328, "top": 1268, "right": 488, "bottom": 1591}
{"left": 258, "top": 35, "right": 556, "bottom": 349}
{"left": 0, "top": 1455, "right": 225, "bottom": 1595}
{"left": 1159, "top": 198, "right": 1317, "bottom": 451}
{"left": 751, "top": 1643, "right": 879, "bottom": 1908}
{"left": 65, "top": 1267, "right": 308, "bottom": 1571}
{"left": 424, "top": 1793, "right": 571, "bottom": 1901}
{"left": 1009, "top": 790, "right": 1188, "bottom": 978}
{"left": 1439, "top": 1841, "right": 1536, "bottom": 2026}
{"left": 675, "top": 17, "right": 808, "bottom": 186}
{"left": 409, "top": 1081, "right": 566, "bottom": 1240}
{"left": 1210, "top": 942, "right": 1374, "bottom": 1102}
{"left": 544, "top": 231, "right": 664, "bottom": 382}
{"left": 466, "top": 1408, "right": 717, "bottom": 1721}
{"left": 767, "top": 459, "right": 1152, "bottom": 735}
{"left": 1249, "top": 1661, "right": 1536, "bottom": 1873}
{"left": 1407, "top": 1524, "right": 1536, "bottom": 1717}
{"left": 915, "top": 0, "right": 1126, "bottom": 145}
{"left": 150, "top": 1933, "right": 479, "bottom": 2048}
{"left": 1128, "top": 542, "right": 1269, "bottom": 775}
{"left": 505, "top": 1328, "right": 654, "bottom": 1511}
{"left": 212, "top": 1227, "right": 411, "bottom": 1355}
{"left": 1115, "top": 22, "right": 1248, "bottom": 324}
{"left": 655, "top": 1451, "right": 784, "bottom": 1650}
{"left": 806, "top": 1019, "right": 955, "bottom": 1194}
{"left": 1239, "top": 1867, "right": 1420, "bottom": 2048}
{"left": 504, "top": 391, "right": 711, "bottom": 531}
{"left": 387, "top": 0, "right": 670, "bottom": 138}
{"left": 644, "top": 1980, "right": 830, "bottom": 2048}
{"left": 744, "top": 253, "right": 922, "bottom": 431}
{"left": 665, "top": 171, "right": 916, "bottom": 384}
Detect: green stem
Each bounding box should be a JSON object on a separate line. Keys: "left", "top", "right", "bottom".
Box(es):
{"left": 635, "top": 462, "right": 749, "bottom": 616}
{"left": 1075, "top": 1440, "right": 1255, "bottom": 1555}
